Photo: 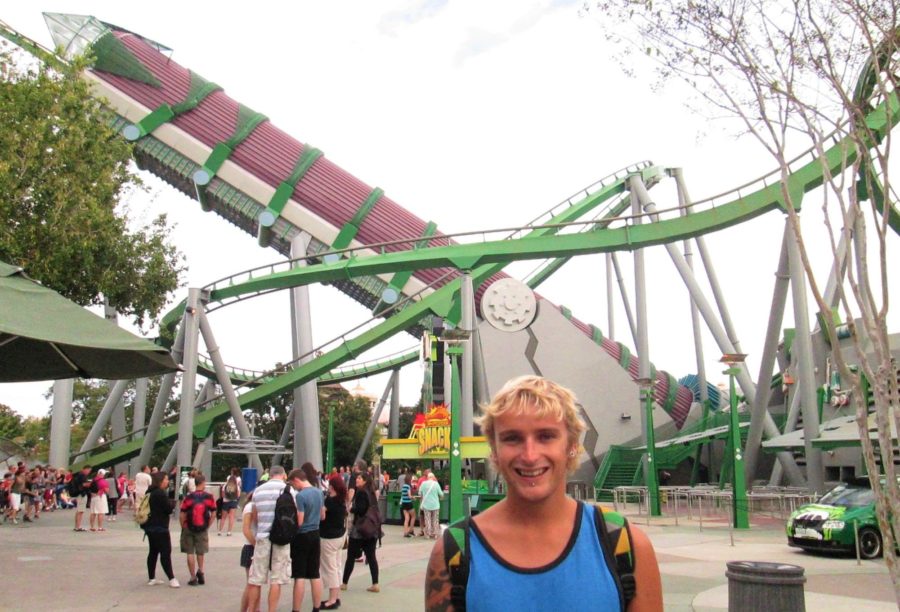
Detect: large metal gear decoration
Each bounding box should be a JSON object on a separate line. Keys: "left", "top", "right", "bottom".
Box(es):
{"left": 482, "top": 278, "right": 537, "bottom": 332}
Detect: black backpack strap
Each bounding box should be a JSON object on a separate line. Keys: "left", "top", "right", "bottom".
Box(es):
{"left": 592, "top": 504, "right": 636, "bottom": 610}
{"left": 442, "top": 517, "right": 470, "bottom": 611}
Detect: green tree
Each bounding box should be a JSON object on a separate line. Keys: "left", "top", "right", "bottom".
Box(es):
{"left": 319, "top": 385, "right": 379, "bottom": 468}
{"left": 592, "top": 0, "right": 900, "bottom": 595}
{"left": 0, "top": 404, "right": 24, "bottom": 440}
{"left": 0, "top": 48, "right": 183, "bottom": 328}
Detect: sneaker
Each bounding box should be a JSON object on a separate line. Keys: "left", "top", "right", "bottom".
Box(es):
{"left": 147, "top": 579, "right": 163, "bottom": 586}
{"left": 226, "top": 531, "right": 232, "bottom": 536}
{"left": 196, "top": 571, "right": 205, "bottom": 585}
{"left": 169, "top": 578, "right": 180, "bottom": 588}
{"left": 366, "top": 584, "right": 380, "bottom": 593}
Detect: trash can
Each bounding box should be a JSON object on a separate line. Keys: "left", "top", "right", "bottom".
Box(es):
{"left": 726, "top": 561, "right": 805, "bottom": 612}
{"left": 241, "top": 467, "right": 258, "bottom": 493}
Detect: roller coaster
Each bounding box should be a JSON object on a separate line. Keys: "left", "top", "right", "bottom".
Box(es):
{"left": 2, "top": 13, "right": 898, "bottom": 496}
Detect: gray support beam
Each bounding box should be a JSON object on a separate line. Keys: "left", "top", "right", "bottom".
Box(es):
{"left": 672, "top": 170, "right": 745, "bottom": 355}
{"left": 176, "top": 288, "right": 202, "bottom": 469}
{"left": 744, "top": 226, "right": 791, "bottom": 483}
{"left": 769, "top": 388, "right": 803, "bottom": 486}
{"left": 49, "top": 378, "right": 74, "bottom": 468}
{"left": 610, "top": 253, "right": 638, "bottom": 347}
{"left": 630, "top": 179, "right": 654, "bottom": 492}
{"left": 674, "top": 169, "right": 711, "bottom": 408}
{"left": 161, "top": 443, "right": 177, "bottom": 473}
{"left": 631, "top": 178, "right": 805, "bottom": 485}
{"left": 196, "top": 382, "right": 216, "bottom": 475}
{"left": 460, "top": 272, "right": 475, "bottom": 437}
{"left": 787, "top": 225, "right": 825, "bottom": 495}
{"left": 272, "top": 408, "right": 294, "bottom": 466}
{"left": 472, "top": 326, "right": 491, "bottom": 408}
{"left": 355, "top": 371, "right": 397, "bottom": 463}
{"left": 197, "top": 309, "right": 263, "bottom": 471}
{"left": 137, "top": 372, "right": 176, "bottom": 469}
{"left": 606, "top": 254, "right": 615, "bottom": 340}
{"left": 130, "top": 378, "right": 148, "bottom": 475}
{"left": 77, "top": 379, "right": 129, "bottom": 458}
{"left": 291, "top": 233, "right": 322, "bottom": 470}
{"left": 111, "top": 390, "right": 128, "bottom": 474}
{"left": 389, "top": 369, "right": 401, "bottom": 439}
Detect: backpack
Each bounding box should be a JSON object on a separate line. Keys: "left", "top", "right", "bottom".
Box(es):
{"left": 66, "top": 477, "right": 81, "bottom": 497}
{"left": 183, "top": 492, "right": 213, "bottom": 533}
{"left": 89, "top": 479, "right": 99, "bottom": 494}
{"left": 442, "top": 503, "right": 636, "bottom": 611}
{"left": 224, "top": 477, "right": 239, "bottom": 501}
{"left": 268, "top": 485, "right": 298, "bottom": 545}
{"left": 134, "top": 494, "right": 151, "bottom": 527}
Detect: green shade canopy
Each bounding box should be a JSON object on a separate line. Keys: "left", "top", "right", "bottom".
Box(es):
{"left": 0, "top": 261, "right": 177, "bottom": 382}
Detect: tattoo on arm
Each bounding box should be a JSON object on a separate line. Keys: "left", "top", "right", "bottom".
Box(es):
{"left": 425, "top": 539, "right": 454, "bottom": 612}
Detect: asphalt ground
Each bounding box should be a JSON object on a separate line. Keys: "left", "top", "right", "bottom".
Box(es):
{"left": 1, "top": 503, "right": 894, "bottom": 611}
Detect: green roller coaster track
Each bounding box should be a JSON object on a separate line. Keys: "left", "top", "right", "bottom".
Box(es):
{"left": 51, "top": 27, "right": 898, "bottom": 469}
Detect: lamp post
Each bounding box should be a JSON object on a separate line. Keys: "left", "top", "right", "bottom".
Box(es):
{"left": 721, "top": 353, "right": 750, "bottom": 529}
{"left": 440, "top": 327, "right": 470, "bottom": 524}
{"left": 636, "top": 377, "right": 661, "bottom": 517}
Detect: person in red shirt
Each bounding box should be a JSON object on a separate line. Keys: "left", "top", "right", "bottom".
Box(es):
{"left": 179, "top": 473, "right": 217, "bottom": 586}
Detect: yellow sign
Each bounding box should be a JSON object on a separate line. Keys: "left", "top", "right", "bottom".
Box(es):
{"left": 410, "top": 404, "right": 452, "bottom": 456}
{"left": 417, "top": 425, "right": 451, "bottom": 455}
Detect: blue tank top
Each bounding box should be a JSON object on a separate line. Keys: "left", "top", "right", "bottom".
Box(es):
{"left": 466, "top": 502, "right": 620, "bottom": 611}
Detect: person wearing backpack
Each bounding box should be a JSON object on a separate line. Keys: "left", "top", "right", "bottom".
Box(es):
{"left": 424, "top": 376, "right": 663, "bottom": 612}
{"left": 69, "top": 465, "right": 91, "bottom": 532}
{"left": 219, "top": 467, "right": 242, "bottom": 536}
{"left": 179, "top": 473, "right": 217, "bottom": 586}
{"left": 246, "top": 465, "right": 293, "bottom": 612}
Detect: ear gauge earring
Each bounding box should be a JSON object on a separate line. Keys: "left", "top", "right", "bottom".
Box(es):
{"left": 568, "top": 450, "right": 576, "bottom": 457}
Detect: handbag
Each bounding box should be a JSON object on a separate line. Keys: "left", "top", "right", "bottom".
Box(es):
{"left": 353, "top": 490, "right": 383, "bottom": 540}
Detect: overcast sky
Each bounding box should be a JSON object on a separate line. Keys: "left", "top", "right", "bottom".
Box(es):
{"left": 1, "top": 1, "right": 895, "bottom": 421}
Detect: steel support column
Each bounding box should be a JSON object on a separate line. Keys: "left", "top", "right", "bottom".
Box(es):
{"left": 49, "top": 378, "right": 74, "bottom": 468}
{"left": 460, "top": 272, "right": 475, "bottom": 437}
{"left": 629, "top": 176, "right": 660, "bottom": 516}
{"left": 137, "top": 371, "right": 176, "bottom": 469}
{"left": 744, "top": 227, "right": 791, "bottom": 483}
{"left": 290, "top": 233, "right": 322, "bottom": 470}
{"left": 197, "top": 309, "right": 262, "bottom": 470}
{"left": 787, "top": 225, "right": 825, "bottom": 495}
{"left": 176, "top": 288, "right": 202, "bottom": 468}
{"left": 630, "top": 178, "right": 804, "bottom": 485}
{"left": 77, "top": 379, "right": 129, "bottom": 459}
{"left": 355, "top": 370, "right": 397, "bottom": 463}
{"left": 389, "top": 369, "right": 401, "bottom": 439}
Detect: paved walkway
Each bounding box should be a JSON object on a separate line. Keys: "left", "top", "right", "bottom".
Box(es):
{"left": 1, "top": 505, "right": 894, "bottom": 611}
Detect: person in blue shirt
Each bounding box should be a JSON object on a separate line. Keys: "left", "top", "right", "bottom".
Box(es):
{"left": 425, "top": 376, "right": 663, "bottom": 611}
{"left": 288, "top": 464, "right": 325, "bottom": 612}
{"left": 399, "top": 467, "right": 416, "bottom": 537}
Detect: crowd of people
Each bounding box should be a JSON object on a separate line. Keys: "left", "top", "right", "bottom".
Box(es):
{"left": 0, "top": 462, "right": 136, "bottom": 526}
{"left": 3, "top": 376, "right": 664, "bottom": 611}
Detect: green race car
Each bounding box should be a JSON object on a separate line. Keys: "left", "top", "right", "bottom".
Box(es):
{"left": 786, "top": 481, "right": 883, "bottom": 559}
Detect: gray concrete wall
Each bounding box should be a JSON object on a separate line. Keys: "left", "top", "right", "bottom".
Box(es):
{"left": 478, "top": 301, "right": 674, "bottom": 484}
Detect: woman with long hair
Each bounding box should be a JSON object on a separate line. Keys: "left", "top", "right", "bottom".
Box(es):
{"left": 218, "top": 466, "right": 241, "bottom": 536}
{"left": 319, "top": 474, "right": 348, "bottom": 609}
{"left": 301, "top": 462, "right": 320, "bottom": 489}
{"left": 144, "top": 471, "right": 179, "bottom": 588}
{"left": 399, "top": 467, "right": 415, "bottom": 538}
{"left": 341, "top": 473, "right": 380, "bottom": 594}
